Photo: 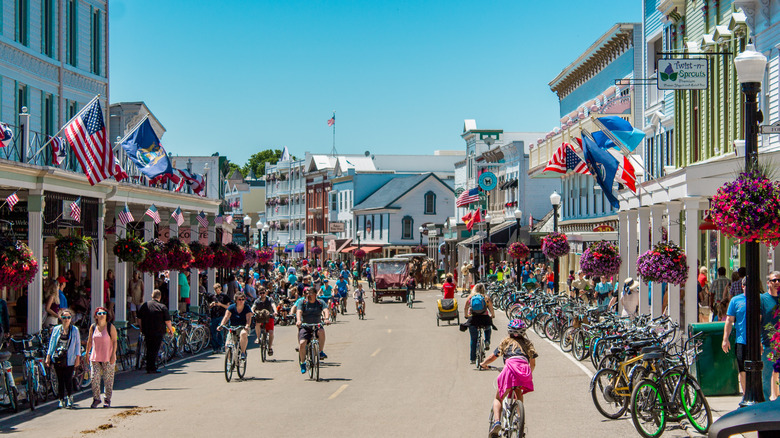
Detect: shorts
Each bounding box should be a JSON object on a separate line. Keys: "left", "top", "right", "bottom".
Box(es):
{"left": 298, "top": 325, "right": 323, "bottom": 342}
{"left": 129, "top": 302, "right": 141, "bottom": 312}
{"left": 258, "top": 317, "right": 274, "bottom": 331}
{"left": 735, "top": 343, "right": 746, "bottom": 373}
{"left": 547, "top": 281, "right": 554, "bottom": 289}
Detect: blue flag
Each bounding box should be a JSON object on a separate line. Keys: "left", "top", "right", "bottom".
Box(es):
{"left": 594, "top": 116, "right": 645, "bottom": 152}
{"left": 120, "top": 119, "right": 172, "bottom": 179}
{"left": 582, "top": 135, "right": 620, "bottom": 208}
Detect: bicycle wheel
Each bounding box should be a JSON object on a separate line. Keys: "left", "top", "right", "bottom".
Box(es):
{"left": 476, "top": 335, "right": 485, "bottom": 369}
{"left": 313, "top": 348, "right": 320, "bottom": 381}
{"left": 543, "top": 318, "right": 558, "bottom": 341}
{"left": 135, "top": 339, "right": 146, "bottom": 370}
{"left": 533, "top": 315, "right": 548, "bottom": 338}
{"left": 237, "top": 352, "right": 247, "bottom": 379}
{"left": 591, "top": 338, "right": 607, "bottom": 369}
{"left": 680, "top": 377, "right": 711, "bottom": 434}
{"left": 307, "top": 344, "right": 315, "bottom": 380}
{"left": 46, "top": 366, "right": 58, "bottom": 400}
{"left": 260, "top": 333, "right": 267, "bottom": 363}
{"left": 630, "top": 379, "right": 666, "bottom": 438}
{"left": 224, "top": 346, "right": 234, "bottom": 382}
{"left": 560, "top": 326, "right": 577, "bottom": 353}
{"left": 34, "top": 365, "right": 47, "bottom": 402}
{"left": 590, "top": 368, "right": 629, "bottom": 419}
{"left": 8, "top": 385, "right": 19, "bottom": 413}
{"left": 506, "top": 303, "right": 523, "bottom": 320}
{"left": 199, "top": 326, "right": 211, "bottom": 353}
{"left": 572, "top": 330, "right": 588, "bottom": 361}
{"left": 25, "top": 367, "right": 36, "bottom": 411}
{"left": 508, "top": 399, "right": 525, "bottom": 438}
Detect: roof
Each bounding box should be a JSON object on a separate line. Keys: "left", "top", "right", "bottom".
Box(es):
{"left": 353, "top": 173, "right": 453, "bottom": 211}
{"left": 334, "top": 156, "right": 376, "bottom": 174}
{"left": 306, "top": 154, "right": 337, "bottom": 172}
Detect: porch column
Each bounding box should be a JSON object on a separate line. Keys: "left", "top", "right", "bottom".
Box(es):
{"left": 169, "top": 217, "right": 179, "bottom": 312}
{"left": 666, "top": 201, "right": 683, "bottom": 324}
{"left": 190, "top": 215, "right": 202, "bottom": 312}
{"left": 114, "top": 206, "right": 127, "bottom": 324}
{"left": 26, "top": 190, "right": 44, "bottom": 334}
{"left": 626, "top": 209, "right": 639, "bottom": 284}
{"left": 143, "top": 218, "right": 154, "bottom": 302}
{"left": 91, "top": 200, "right": 106, "bottom": 316}
{"left": 617, "top": 211, "right": 629, "bottom": 315}
{"left": 637, "top": 207, "right": 651, "bottom": 315}
{"left": 683, "top": 197, "right": 707, "bottom": 332}
{"left": 650, "top": 205, "right": 665, "bottom": 318}
{"left": 208, "top": 214, "right": 216, "bottom": 295}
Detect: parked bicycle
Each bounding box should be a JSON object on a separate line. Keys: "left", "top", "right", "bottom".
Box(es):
{"left": 0, "top": 340, "right": 18, "bottom": 412}
{"left": 10, "top": 335, "right": 52, "bottom": 410}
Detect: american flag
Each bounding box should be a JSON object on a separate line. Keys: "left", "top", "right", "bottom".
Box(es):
{"left": 5, "top": 192, "right": 19, "bottom": 211}
{"left": 456, "top": 187, "right": 480, "bottom": 207}
{"left": 113, "top": 156, "right": 128, "bottom": 182}
{"left": 63, "top": 98, "right": 118, "bottom": 185}
{"left": 69, "top": 197, "right": 82, "bottom": 222}
{"left": 0, "top": 123, "right": 13, "bottom": 147}
{"left": 145, "top": 204, "right": 161, "bottom": 224}
{"left": 196, "top": 211, "right": 209, "bottom": 228}
{"left": 50, "top": 136, "right": 66, "bottom": 165}
{"left": 215, "top": 215, "right": 223, "bottom": 225}
{"left": 171, "top": 207, "right": 184, "bottom": 227}
{"left": 544, "top": 142, "right": 590, "bottom": 175}
{"left": 118, "top": 204, "right": 134, "bottom": 225}
{"left": 327, "top": 114, "right": 335, "bottom": 127}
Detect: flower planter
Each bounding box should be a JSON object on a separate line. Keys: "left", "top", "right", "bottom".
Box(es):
{"left": 189, "top": 242, "right": 214, "bottom": 270}
{"left": 507, "top": 242, "right": 529, "bottom": 260}
{"left": 165, "top": 238, "right": 193, "bottom": 271}
{"left": 113, "top": 236, "right": 147, "bottom": 265}
{"left": 636, "top": 241, "right": 688, "bottom": 285}
{"left": 225, "top": 243, "right": 246, "bottom": 269}
{"left": 542, "top": 232, "right": 569, "bottom": 259}
{"left": 55, "top": 234, "right": 92, "bottom": 263}
{"left": 0, "top": 239, "right": 38, "bottom": 290}
{"left": 711, "top": 169, "right": 780, "bottom": 246}
{"left": 137, "top": 240, "right": 169, "bottom": 273}
{"left": 580, "top": 241, "right": 621, "bottom": 278}
{"left": 210, "top": 243, "right": 232, "bottom": 269}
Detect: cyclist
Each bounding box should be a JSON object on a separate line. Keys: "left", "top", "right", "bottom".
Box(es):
{"left": 340, "top": 267, "right": 351, "bottom": 281}
{"left": 251, "top": 288, "right": 278, "bottom": 356}
{"left": 335, "top": 276, "right": 350, "bottom": 314}
{"left": 480, "top": 319, "right": 538, "bottom": 438}
{"left": 319, "top": 279, "right": 334, "bottom": 303}
{"left": 441, "top": 275, "right": 456, "bottom": 299}
{"left": 365, "top": 265, "right": 373, "bottom": 288}
{"left": 464, "top": 283, "right": 495, "bottom": 364}
{"left": 296, "top": 287, "right": 331, "bottom": 374}
{"left": 354, "top": 283, "right": 366, "bottom": 314}
{"left": 217, "top": 292, "right": 252, "bottom": 360}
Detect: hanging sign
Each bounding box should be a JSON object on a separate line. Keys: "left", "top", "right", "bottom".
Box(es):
{"left": 657, "top": 59, "right": 708, "bottom": 90}
{"left": 478, "top": 172, "right": 497, "bottom": 191}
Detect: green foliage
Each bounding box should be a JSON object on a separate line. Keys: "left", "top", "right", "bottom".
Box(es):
{"left": 242, "top": 149, "right": 283, "bottom": 178}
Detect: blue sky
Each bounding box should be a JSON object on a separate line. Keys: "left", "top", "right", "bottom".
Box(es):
{"left": 109, "top": 0, "right": 640, "bottom": 165}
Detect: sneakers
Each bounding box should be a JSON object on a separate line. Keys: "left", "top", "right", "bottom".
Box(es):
{"left": 485, "top": 344, "right": 490, "bottom": 351}
{"left": 58, "top": 399, "right": 65, "bottom": 409}
{"left": 319, "top": 351, "right": 328, "bottom": 359}
{"left": 91, "top": 398, "right": 101, "bottom": 408}
{"left": 103, "top": 400, "right": 111, "bottom": 408}
{"left": 255, "top": 338, "right": 260, "bottom": 344}
{"left": 470, "top": 360, "right": 476, "bottom": 364}
{"left": 240, "top": 352, "right": 247, "bottom": 360}
{"left": 268, "top": 347, "right": 274, "bottom": 356}
{"left": 299, "top": 362, "right": 307, "bottom": 374}
{"left": 489, "top": 421, "right": 501, "bottom": 437}
{"left": 66, "top": 396, "right": 74, "bottom": 408}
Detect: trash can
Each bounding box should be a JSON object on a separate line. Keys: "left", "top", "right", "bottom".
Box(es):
{"left": 688, "top": 322, "right": 740, "bottom": 396}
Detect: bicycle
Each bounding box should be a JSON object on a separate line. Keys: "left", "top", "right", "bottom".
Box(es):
{"left": 0, "top": 340, "right": 18, "bottom": 413}
{"left": 356, "top": 299, "right": 365, "bottom": 320}
{"left": 328, "top": 298, "right": 338, "bottom": 323}
{"left": 72, "top": 347, "right": 92, "bottom": 391}
{"left": 475, "top": 326, "right": 487, "bottom": 370}
{"left": 301, "top": 323, "right": 323, "bottom": 381}
{"left": 256, "top": 319, "right": 269, "bottom": 363}
{"left": 407, "top": 288, "right": 414, "bottom": 309}
{"left": 10, "top": 335, "right": 50, "bottom": 411}
{"left": 135, "top": 332, "right": 171, "bottom": 371}
{"left": 488, "top": 385, "right": 526, "bottom": 438}
{"left": 221, "top": 325, "right": 247, "bottom": 382}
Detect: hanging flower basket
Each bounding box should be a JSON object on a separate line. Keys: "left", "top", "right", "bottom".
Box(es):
{"left": 244, "top": 249, "right": 258, "bottom": 265}
{"left": 210, "top": 243, "right": 232, "bottom": 269}
{"left": 767, "top": 311, "right": 780, "bottom": 373}
{"left": 636, "top": 241, "right": 688, "bottom": 285}
{"left": 542, "top": 232, "right": 569, "bottom": 259}
{"left": 481, "top": 242, "right": 498, "bottom": 254}
{"left": 257, "top": 249, "right": 274, "bottom": 264}
{"left": 711, "top": 168, "right": 780, "bottom": 247}
{"left": 189, "top": 242, "right": 214, "bottom": 270}
{"left": 165, "top": 238, "right": 193, "bottom": 271}
{"left": 353, "top": 249, "right": 366, "bottom": 259}
{"left": 580, "top": 240, "right": 621, "bottom": 278}
{"left": 137, "top": 240, "right": 169, "bottom": 273}
{"left": 507, "top": 242, "right": 530, "bottom": 260}
{"left": 225, "top": 243, "right": 246, "bottom": 269}
{"left": 413, "top": 245, "right": 426, "bottom": 253}
{"left": 113, "top": 235, "right": 147, "bottom": 265}
{"left": 310, "top": 246, "right": 322, "bottom": 255}
{"left": 55, "top": 234, "right": 92, "bottom": 263}
{"left": 0, "top": 239, "right": 38, "bottom": 290}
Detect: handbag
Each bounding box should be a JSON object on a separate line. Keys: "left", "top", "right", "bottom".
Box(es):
{"left": 52, "top": 327, "right": 72, "bottom": 365}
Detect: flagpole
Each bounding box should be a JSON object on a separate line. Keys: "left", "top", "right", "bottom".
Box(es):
{"left": 581, "top": 128, "right": 653, "bottom": 200}
{"left": 590, "top": 116, "right": 661, "bottom": 181}
{"left": 29, "top": 95, "right": 101, "bottom": 161}
{"left": 331, "top": 111, "right": 336, "bottom": 157}
{"left": 114, "top": 113, "right": 151, "bottom": 151}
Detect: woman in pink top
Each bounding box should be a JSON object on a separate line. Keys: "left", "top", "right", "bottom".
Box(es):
{"left": 85, "top": 307, "right": 117, "bottom": 408}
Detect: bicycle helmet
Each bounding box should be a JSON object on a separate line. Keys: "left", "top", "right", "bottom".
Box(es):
{"left": 507, "top": 319, "right": 527, "bottom": 336}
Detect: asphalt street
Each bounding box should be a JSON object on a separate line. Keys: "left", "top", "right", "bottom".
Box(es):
{"left": 0, "top": 288, "right": 698, "bottom": 438}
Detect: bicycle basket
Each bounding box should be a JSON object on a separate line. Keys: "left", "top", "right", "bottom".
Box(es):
{"left": 254, "top": 309, "right": 271, "bottom": 324}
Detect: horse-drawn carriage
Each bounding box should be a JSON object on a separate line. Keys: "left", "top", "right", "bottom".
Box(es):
{"left": 394, "top": 253, "right": 437, "bottom": 290}
{"left": 370, "top": 258, "right": 410, "bottom": 303}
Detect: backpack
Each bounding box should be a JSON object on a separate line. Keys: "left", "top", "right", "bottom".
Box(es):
{"left": 471, "top": 294, "right": 486, "bottom": 314}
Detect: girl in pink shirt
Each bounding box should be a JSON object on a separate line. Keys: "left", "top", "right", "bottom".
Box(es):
{"left": 85, "top": 307, "right": 117, "bottom": 408}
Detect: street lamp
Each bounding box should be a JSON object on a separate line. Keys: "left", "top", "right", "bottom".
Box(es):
{"left": 243, "top": 214, "right": 252, "bottom": 245}
{"left": 418, "top": 225, "right": 424, "bottom": 246}
{"left": 550, "top": 191, "right": 561, "bottom": 295}
{"left": 356, "top": 230, "right": 362, "bottom": 282}
{"left": 514, "top": 209, "right": 523, "bottom": 284}
{"left": 734, "top": 42, "right": 767, "bottom": 407}
{"left": 262, "top": 223, "right": 270, "bottom": 248}
{"left": 485, "top": 213, "right": 492, "bottom": 240}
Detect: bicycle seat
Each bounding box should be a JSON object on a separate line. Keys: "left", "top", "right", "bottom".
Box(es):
{"left": 642, "top": 351, "right": 665, "bottom": 360}
{"left": 629, "top": 340, "right": 654, "bottom": 349}
{"left": 605, "top": 334, "right": 623, "bottom": 341}
{"left": 609, "top": 346, "right": 624, "bottom": 355}
{"left": 0, "top": 351, "right": 11, "bottom": 362}
{"left": 640, "top": 346, "right": 663, "bottom": 354}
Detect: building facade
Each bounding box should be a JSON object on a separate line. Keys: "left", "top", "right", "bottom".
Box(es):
{"left": 264, "top": 156, "right": 306, "bottom": 257}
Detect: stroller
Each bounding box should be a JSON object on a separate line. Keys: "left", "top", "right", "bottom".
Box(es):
{"left": 436, "top": 298, "right": 459, "bottom": 326}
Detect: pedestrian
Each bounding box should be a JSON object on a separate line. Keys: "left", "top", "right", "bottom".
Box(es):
{"left": 710, "top": 267, "right": 731, "bottom": 321}
{"left": 729, "top": 271, "right": 743, "bottom": 297}
{"left": 45, "top": 308, "right": 81, "bottom": 408}
{"left": 545, "top": 267, "right": 555, "bottom": 295}
{"left": 441, "top": 275, "right": 456, "bottom": 299}
{"left": 595, "top": 276, "right": 613, "bottom": 311}
{"left": 224, "top": 274, "right": 240, "bottom": 302}
{"left": 137, "top": 289, "right": 173, "bottom": 374}
{"left": 104, "top": 269, "right": 115, "bottom": 319}
{"left": 128, "top": 270, "right": 144, "bottom": 324}
{"left": 85, "top": 307, "right": 117, "bottom": 408}
{"left": 620, "top": 278, "right": 640, "bottom": 318}
{"left": 463, "top": 283, "right": 495, "bottom": 364}
{"left": 178, "top": 270, "right": 190, "bottom": 313}
{"left": 43, "top": 279, "right": 61, "bottom": 327}
{"left": 697, "top": 266, "right": 711, "bottom": 322}
{"left": 722, "top": 289, "right": 748, "bottom": 394}
{"left": 206, "top": 283, "right": 229, "bottom": 353}
{"left": 761, "top": 271, "right": 780, "bottom": 401}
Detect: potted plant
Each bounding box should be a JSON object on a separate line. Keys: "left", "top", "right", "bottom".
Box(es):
{"left": 636, "top": 241, "right": 688, "bottom": 285}
{"left": 580, "top": 241, "right": 621, "bottom": 278}
{"left": 55, "top": 234, "right": 92, "bottom": 263}
{"left": 210, "top": 243, "right": 232, "bottom": 269}
{"left": 0, "top": 239, "right": 38, "bottom": 290}
{"left": 480, "top": 242, "right": 498, "bottom": 254}
{"left": 413, "top": 245, "right": 426, "bottom": 253}
{"left": 310, "top": 246, "right": 323, "bottom": 255}
{"left": 189, "top": 242, "right": 214, "bottom": 270}
{"left": 165, "top": 238, "right": 193, "bottom": 271}
{"left": 711, "top": 168, "right": 780, "bottom": 246}
{"left": 244, "top": 249, "right": 258, "bottom": 266}
{"left": 137, "top": 240, "right": 169, "bottom": 273}
{"left": 353, "top": 249, "right": 366, "bottom": 259}
{"left": 542, "top": 232, "right": 569, "bottom": 259}
{"left": 257, "top": 249, "right": 274, "bottom": 264}
{"left": 507, "top": 242, "right": 530, "bottom": 260}
{"left": 225, "top": 243, "right": 246, "bottom": 269}
{"left": 113, "top": 235, "right": 147, "bottom": 265}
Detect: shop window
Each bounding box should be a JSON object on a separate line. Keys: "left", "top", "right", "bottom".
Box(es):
{"left": 401, "top": 216, "right": 413, "bottom": 240}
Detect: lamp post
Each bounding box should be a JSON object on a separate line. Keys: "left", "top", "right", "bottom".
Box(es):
{"left": 734, "top": 43, "right": 767, "bottom": 407}
{"left": 243, "top": 214, "right": 252, "bottom": 245}
{"left": 485, "top": 213, "right": 492, "bottom": 240}
{"left": 262, "top": 223, "right": 270, "bottom": 248}
{"left": 418, "top": 225, "right": 424, "bottom": 247}
{"left": 356, "top": 230, "right": 362, "bottom": 282}
{"left": 550, "top": 191, "right": 561, "bottom": 295}
{"left": 514, "top": 209, "right": 523, "bottom": 284}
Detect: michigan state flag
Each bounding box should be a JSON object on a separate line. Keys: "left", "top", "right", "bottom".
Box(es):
{"left": 120, "top": 119, "right": 172, "bottom": 179}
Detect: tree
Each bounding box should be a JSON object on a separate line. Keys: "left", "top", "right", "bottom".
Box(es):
{"left": 223, "top": 160, "right": 243, "bottom": 178}
{"left": 242, "top": 149, "right": 283, "bottom": 178}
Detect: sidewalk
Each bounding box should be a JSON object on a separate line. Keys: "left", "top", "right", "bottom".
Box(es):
{"left": 685, "top": 394, "right": 756, "bottom": 438}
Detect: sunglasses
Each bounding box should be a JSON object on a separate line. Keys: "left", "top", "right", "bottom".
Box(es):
{"left": 61, "top": 316, "right": 72, "bottom": 320}
{"left": 97, "top": 312, "right": 107, "bottom": 316}
{"left": 236, "top": 299, "right": 245, "bottom": 301}
{"left": 770, "top": 279, "right": 780, "bottom": 283}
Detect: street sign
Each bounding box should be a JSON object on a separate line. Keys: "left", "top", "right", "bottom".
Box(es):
{"left": 329, "top": 222, "right": 345, "bottom": 232}
{"left": 478, "top": 172, "right": 497, "bottom": 191}
{"left": 657, "top": 59, "right": 708, "bottom": 90}
{"left": 761, "top": 121, "right": 780, "bottom": 134}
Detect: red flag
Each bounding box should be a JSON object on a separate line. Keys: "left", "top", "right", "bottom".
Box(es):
{"left": 616, "top": 155, "right": 637, "bottom": 193}
{"left": 461, "top": 211, "right": 473, "bottom": 225}
{"left": 465, "top": 209, "right": 482, "bottom": 231}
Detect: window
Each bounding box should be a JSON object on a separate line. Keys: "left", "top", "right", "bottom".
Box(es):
{"left": 424, "top": 191, "right": 436, "bottom": 214}
{"left": 15, "top": 0, "right": 29, "bottom": 46}
{"left": 43, "top": 94, "right": 54, "bottom": 136}
{"left": 67, "top": 0, "right": 77, "bottom": 66}
{"left": 379, "top": 214, "right": 383, "bottom": 239}
{"left": 330, "top": 192, "right": 337, "bottom": 212}
{"left": 91, "top": 8, "right": 101, "bottom": 74}
{"left": 401, "top": 216, "right": 413, "bottom": 240}
{"left": 16, "top": 83, "right": 28, "bottom": 126}
{"left": 42, "top": 0, "right": 54, "bottom": 57}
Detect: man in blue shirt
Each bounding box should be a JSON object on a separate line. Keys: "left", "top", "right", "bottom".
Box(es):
{"left": 761, "top": 271, "right": 780, "bottom": 400}
{"left": 723, "top": 290, "right": 747, "bottom": 394}
{"left": 319, "top": 279, "right": 334, "bottom": 304}
{"left": 335, "top": 277, "right": 349, "bottom": 313}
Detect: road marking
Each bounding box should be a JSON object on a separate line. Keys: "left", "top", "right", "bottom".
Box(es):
{"left": 328, "top": 384, "right": 349, "bottom": 400}
{"left": 370, "top": 348, "right": 381, "bottom": 357}
{"left": 541, "top": 336, "right": 594, "bottom": 379}
{"left": 387, "top": 329, "right": 392, "bottom": 334}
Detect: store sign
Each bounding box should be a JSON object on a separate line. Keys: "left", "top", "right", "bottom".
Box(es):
{"left": 593, "top": 224, "right": 615, "bottom": 232}
{"left": 329, "top": 222, "right": 345, "bottom": 233}
{"left": 657, "top": 59, "right": 708, "bottom": 90}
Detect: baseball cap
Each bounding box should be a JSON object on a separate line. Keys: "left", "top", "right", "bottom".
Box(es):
{"left": 56, "top": 276, "right": 67, "bottom": 284}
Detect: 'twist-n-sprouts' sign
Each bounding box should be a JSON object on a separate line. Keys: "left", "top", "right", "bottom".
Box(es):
{"left": 657, "top": 59, "right": 708, "bottom": 90}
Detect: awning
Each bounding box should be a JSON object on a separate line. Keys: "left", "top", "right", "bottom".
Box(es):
{"left": 458, "top": 231, "right": 486, "bottom": 247}
{"left": 340, "top": 246, "right": 357, "bottom": 253}
{"left": 486, "top": 221, "right": 516, "bottom": 246}
{"left": 500, "top": 178, "right": 518, "bottom": 190}
{"left": 294, "top": 243, "right": 305, "bottom": 253}
{"left": 362, "top": 246, "right": 382, "bottom": 253}
{"left": 332, "top": 239, "right": 352, "bottom": 253}
{"left": 284, "top": 243, "right": 295, "bottom": 253}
